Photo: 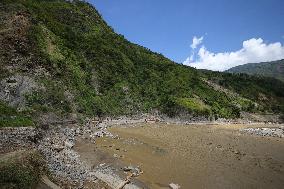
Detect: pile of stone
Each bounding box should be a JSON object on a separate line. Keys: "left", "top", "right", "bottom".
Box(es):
{"left": 92, "top": 130, "right": 113, "bottom": 138}
{"left": 0, "top": 127, "right": 37, "bottom": 153}
{"left": 81, "top": 120, "right": 115, "bottom": 141}
{"left": 0, "top": 124, "right": 104, "bottom": 187}
{"left": 123, "top": 166, "right": 143, "bottom": 177}
{"left": 1, "top": 117, "right": 146, "bottom": 188}
{"left": 37, "top": 126, "right": 97, "bottom": 187}
{"left": 241, "top": 126, "right": 284, "bottom": 138}
{"left": 35, "top": 120, "right": 120, "bottom": 187}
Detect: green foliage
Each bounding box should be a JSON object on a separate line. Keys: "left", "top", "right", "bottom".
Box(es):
{"left": 0, "top": 101, "right": 17, "bottom": 115}
{"left": 175, "top": 97, "right": 211, "bottom": 116}
{"left": 0, "top": 117, "right": 34, "bottom": 128}
{"left": 0, "top": 67, "right": 10, "bottom": 80}
{"left": 0, "top": 102, "right": 34, "bottom": 128}
{"left": 1, "top": 0, "right": 284, "bottom": 119}
{"left": 0, "top": 151, "right": 46, "bottom": 189}
{"left": 25, "top": 79, "right": 72, "bottom": 115}
{"left": 232, "top": 97, "right": 257, "bottom": 112}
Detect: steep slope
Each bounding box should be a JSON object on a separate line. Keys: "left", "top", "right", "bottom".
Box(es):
{"left": 226, "top": 59, "right": 284, "bottom": 82}
{"left": 1, "top": 0, "right": 284, "bottom": 125}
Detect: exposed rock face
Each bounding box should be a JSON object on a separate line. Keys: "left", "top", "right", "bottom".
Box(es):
{"left": 0, "top": 74, "right": 38, "bottom": 109}
{"left": 0, "top": 10, "right": 32, "bottom": 65}
{"left": 240, "top": 112, "right": 283, "bottom": 124}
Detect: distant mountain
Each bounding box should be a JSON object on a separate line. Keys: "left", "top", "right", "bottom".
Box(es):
{"left": 226, "top": 60, "right": 284, "bottom": 82}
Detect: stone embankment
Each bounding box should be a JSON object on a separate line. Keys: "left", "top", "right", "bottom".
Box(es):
{"left": 241, "top": 126, "right": 284, "bottom": 138}
{"left": 0, "top": 127, "right": 37, "bottom": 153}
{"left": 0, "top": 117, "right": 146, "bottom": 189}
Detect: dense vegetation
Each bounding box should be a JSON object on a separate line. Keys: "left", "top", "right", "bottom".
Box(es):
{"left": 226, "top": 59, "right": 284, "bottom": 82}
{"left": 1, "top": 0, "right": 284, "bottom": 124}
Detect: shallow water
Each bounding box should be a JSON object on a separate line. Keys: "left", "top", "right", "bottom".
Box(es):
{"left": 83, "top": 124, "right": 284, "bottom": 189}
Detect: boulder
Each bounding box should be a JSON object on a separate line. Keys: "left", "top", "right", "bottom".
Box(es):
{"left": 53, "top": 145, "right": 64, "bottom": 152}
{"left": 64, "top": 140, "right": 74, "bottom": 149}
{"left": 123, "top": 166, "right": 142, "bottom": 177}
{"left": 169, "top": 183, "right": 181, "bottom": 189}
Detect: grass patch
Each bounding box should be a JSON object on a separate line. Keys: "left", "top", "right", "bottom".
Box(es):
{"left": 0, "top": 101, "right": 34, "bottom": 128}
{"left": 0, "top": 117, "right": 34, "bottom": 128}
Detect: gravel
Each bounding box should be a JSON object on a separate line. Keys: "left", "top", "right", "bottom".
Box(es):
{"left": 0, "top": 127, "right": 36, "bottom": 153}
{"left": 36, "top": 125, "right": 95, "bottom": 187}
{"left": 240, "top": 126, "right": 284, "bottom": 138}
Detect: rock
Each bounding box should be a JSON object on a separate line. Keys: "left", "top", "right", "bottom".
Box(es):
{"left": 53, "top": 145, "right": 64, "bottom": 152}
{"left": 241, "top": 127, "right": 284, "bottom": 138}
{"left": 234, "top": 150, "right": 240, "bottom": 155}
{"left": 0, "top": 127, "right": 36, "bottom": 152}
{"left": 94, "top": 131, "right": 105, "bottom": 138}
{"left": 93, "top": 130, "right": 113, "bottom": 137}
{"left": 119, "top": 155, "right": 125, "bottom": 158}
{"left": 1, "top": 118, "right": 148, "bottom": 188}
{"left": 169, "top": 183, "right": 181, "bottom": 189}
{"left": 0, "top": 74, "right": 39, "bottom": 109}
{"left": 123, "top": 166, "right": 142, "bottom": 177}
{"left": 65, "top": 140, "right": 74, "bottom": 149}
{"left": 113, "top": 135, "right": 120, "bottom": 139}
{"left": 99, "top": 163, "right": 106, "bottom": 167}
{"left": 123, "top": 166, "right": 135, "bottom": 172}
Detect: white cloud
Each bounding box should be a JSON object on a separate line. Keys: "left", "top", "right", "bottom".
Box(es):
{"left": 190, "top": 36, "right": 203, "bottom": 49}
{"left": 183, "top": 38, "right": 284, "bottom": 71}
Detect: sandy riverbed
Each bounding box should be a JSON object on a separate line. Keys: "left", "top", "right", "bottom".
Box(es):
{"left": 76, "top": 123, "right": 284, "bottom": 189}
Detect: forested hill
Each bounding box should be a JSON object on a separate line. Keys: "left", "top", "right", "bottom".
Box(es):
{"left": 226, "top": 60, "right": 284, "bottom": 82}
{"left": 1, "top": 0, "right": 284, "bottom": 126}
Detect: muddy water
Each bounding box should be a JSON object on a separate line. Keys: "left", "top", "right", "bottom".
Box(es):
{"left": 93, "top": 124, "right": 284, "bottom": 189}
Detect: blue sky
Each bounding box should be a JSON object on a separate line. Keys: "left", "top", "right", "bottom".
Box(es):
{"left": 88, "top": 0, "right": 284, "bottom": 71}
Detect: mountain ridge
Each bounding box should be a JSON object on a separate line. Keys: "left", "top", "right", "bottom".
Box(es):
{"left": 226, "top": 59, "right": 284, "bottom": 82}
{"left": 1, "top": 0, "right": 284, "bottom": 127}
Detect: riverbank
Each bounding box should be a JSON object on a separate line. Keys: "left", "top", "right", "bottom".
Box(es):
{"left": 1, "top": 116, "right": 284, "bottom": 188}
{"left": 93, "top": 123, "right": 284, "bottom": 189}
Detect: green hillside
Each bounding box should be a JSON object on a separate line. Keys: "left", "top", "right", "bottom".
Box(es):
{"left": 1, "top": 0, "right": 284, "bottom": 125}
{"left": 226, "top": 60, "right": 284, "bottom": 82}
